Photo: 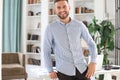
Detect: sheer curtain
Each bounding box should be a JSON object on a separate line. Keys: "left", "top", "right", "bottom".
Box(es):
{"left": 2, "top": 0, "right": 22, "bottom": 52}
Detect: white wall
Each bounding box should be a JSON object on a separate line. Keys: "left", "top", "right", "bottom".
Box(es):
{"left": 106, "top": 0, "right": 115, "bottom": 24}
{"left": 21, "top": 0, "right": 27, "bottom": 54}
{"left": 106, "top": 0, "right": 115, "bottom": 19}
{"left": 94, "top": 0, "right": 105, "bottom": 20}
{"left": 95, "top": 0, "right": 115, "bottom": 21}
{"left": 106, "top": 0, "right": 115, "bottom": 64}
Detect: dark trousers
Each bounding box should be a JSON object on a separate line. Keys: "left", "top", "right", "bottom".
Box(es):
{"left": 57, "top": 68, "right": 91, "bottom": 80}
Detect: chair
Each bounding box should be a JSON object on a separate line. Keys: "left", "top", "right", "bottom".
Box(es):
{"left": 2, "top": 52, "right": 27, "bottom": 80}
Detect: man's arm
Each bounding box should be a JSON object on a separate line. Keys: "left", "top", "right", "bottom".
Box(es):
{"left": 81, "top": 22, "right": 97, "bottom": 78}
{"left": 42, "top": 25, "right": 53, "bottom": 72}
{"left": 41, "top": 25, "right": 58, "bottom": 79}
{"left": 81, "top": 22, "right": 97, "bottom": 63}
{"left": 86, "top": 62, "right": 96, "bottom": 78}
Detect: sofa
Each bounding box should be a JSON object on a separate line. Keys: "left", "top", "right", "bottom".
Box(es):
{"left": 2, "top": 52, "right": 27, "bottom": 80}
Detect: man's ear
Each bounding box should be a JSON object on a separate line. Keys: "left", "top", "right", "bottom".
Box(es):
{"left": 69, "top": 5, "right": 70, "bottom": 11}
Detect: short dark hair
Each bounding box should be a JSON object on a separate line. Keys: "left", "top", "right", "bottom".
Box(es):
{"left": 54, "top": 0, "right": 68, "bottom": 4}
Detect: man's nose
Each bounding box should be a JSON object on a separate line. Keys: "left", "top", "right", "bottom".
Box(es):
{"left": 60, "top": 8, "right": 65, "bottom": 12}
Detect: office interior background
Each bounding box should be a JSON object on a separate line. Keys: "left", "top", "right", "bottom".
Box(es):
{"left": 0, "top": 0, "right": 120, "bottom": 80}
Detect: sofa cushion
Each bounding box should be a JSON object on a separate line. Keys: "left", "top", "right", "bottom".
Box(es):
{"left": 2, "top": 53, "right": 20, "bottom": 64}
{"left": 2, "top": 64, "right": 26, "bottom": 76}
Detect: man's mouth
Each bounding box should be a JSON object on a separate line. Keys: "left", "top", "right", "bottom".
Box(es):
{"left": 59, "top": 11, "right": 67, "bottom": 15}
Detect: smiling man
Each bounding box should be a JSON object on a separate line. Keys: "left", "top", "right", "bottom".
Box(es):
{"left": 42, "top": 0, "right": 97, "bottom": 80}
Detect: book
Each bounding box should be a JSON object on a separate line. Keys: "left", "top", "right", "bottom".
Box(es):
{"left": 28, "top": 58, "right": 41, "bottom": 65}
{"left": 31, "top": 35, "right": 39, "bottom": 40}
{"left": 27, "top": 44, "right": 34, "bottom": 52}
{"left": 27, "top": 33, "right": 31, "bottom": 40}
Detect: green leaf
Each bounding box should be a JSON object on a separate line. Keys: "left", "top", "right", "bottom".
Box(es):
{"left": 88, "top": 17, "right": 115, "bottom": 63}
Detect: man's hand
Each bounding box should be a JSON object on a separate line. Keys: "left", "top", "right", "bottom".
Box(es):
{"left": 49, "top": 71, "right": 58, "bottom": 80}
{"left": 85, "top": 62, "right": 96, "bottom": 78}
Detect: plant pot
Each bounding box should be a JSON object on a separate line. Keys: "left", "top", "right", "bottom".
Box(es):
{"left": 96, "top": 54, "right": 104, "bottom": 70}
{"left": 104, "top": 64, "right": 111, "bottom": 70}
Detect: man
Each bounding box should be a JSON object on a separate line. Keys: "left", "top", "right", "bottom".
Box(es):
{"left": 42, "top": 0, "right": 97, "bottom": 80}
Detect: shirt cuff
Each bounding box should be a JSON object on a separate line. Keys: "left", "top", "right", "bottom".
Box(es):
{"left": 47, "top": 67, "right": 54, "bottom": 73}
{"left": 90, "top": 56, "right": 97, "bottom": 64}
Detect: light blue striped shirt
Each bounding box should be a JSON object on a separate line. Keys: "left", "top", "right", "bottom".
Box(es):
{"left": 42, "top": 18, "right": 97, "bottom": 75}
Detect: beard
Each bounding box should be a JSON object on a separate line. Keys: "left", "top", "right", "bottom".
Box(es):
{"left": 57, "top": 11, "right": 69, "bottom": 19}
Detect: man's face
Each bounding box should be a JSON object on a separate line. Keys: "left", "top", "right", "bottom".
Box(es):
{"left": 54, "top": 1, "right": 70, "bottom": 19}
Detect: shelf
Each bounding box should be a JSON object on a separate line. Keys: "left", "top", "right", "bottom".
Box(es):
{"left": 26, "top": 64, "right": 41, "bottom": 67}
{"left": 49, "top": 2, "right": 54, "bottom": 5}
{"left": 74, "top": 13, "right": 94, "bottom": 16}
{"left": 27, "top": 40, "right": 41, "bottom": 43}
{"left": 27, "top": 16, "right": 41, "bottom": 18}
{"left": 27, "top": 28, "right": 41, "bottom": 31}
{"left": 49, "top": 15, "right": 57, "bottom": 17}
{"left": 27, "top": 32, "right": 41, "bottom": 35}
{"left": 26, "top": 52, "right": 41, "bottom": 54}
{"left": 74, "top": 0, "right": 94, "bottom": 2}
{"left": 25, "top": 0, "right": 46, "bottom": 70}
{"left": 27, "top": 3, "right": 41, "bottom": 6}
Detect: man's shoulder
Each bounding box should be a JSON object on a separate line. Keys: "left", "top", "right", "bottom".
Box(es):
{"left": 71, "top": 19, "right": 86, "bottom": 30}
{"left": 71, "top": 19, "right": 83, "bottom": 26}
{"left": 49, "top": 21, "right": 58, "bottom": 26}
{"left": 72, "top": 19, "right": 82, "bottom": 24}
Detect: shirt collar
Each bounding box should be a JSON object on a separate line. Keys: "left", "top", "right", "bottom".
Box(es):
{"left": 57, "top": 17, "right": 73, "bottom": 25}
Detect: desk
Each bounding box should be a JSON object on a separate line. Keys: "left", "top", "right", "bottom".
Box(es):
{"left": 26, "top": 65, "right": 120, "bottom": 80}
{"left": 95, "top": 68, "right": 120, "bottom": 80}
{"left": 39, "top": 68, "right": 120, "bottom": 80}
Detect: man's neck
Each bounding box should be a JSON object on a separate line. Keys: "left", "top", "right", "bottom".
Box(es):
{"left": 60, "top": 17, "right": 71, "bottom": 24}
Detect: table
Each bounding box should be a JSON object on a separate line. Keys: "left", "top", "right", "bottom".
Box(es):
{"left": 94, "top": 66, "right": 120, "bottom": 80}
{"left": 39, "top": 69, "right": 120, "bottom": 80}
{"left": 35, "top": 65, "right": 120, "bottom": 80}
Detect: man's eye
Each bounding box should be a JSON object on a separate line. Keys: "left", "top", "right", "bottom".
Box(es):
{"left": 63, "top": 6, "right": 66, "bottom": 8}
{"left": 57, "top": 7, "right": 61, "bottom": 9}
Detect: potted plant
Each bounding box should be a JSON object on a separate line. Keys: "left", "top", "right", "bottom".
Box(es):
{"left": 88, "top": 17, "right": 115, "bottom": 69}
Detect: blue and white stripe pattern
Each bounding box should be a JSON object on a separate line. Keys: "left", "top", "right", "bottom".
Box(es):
{"left": 42, "top": 18, "right": 97, "bottom": 76}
